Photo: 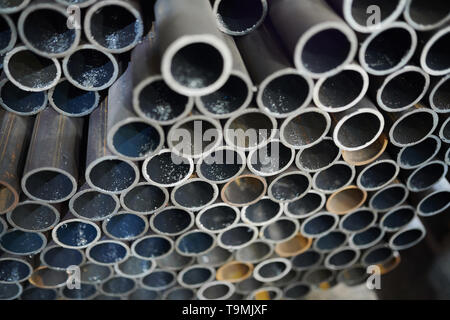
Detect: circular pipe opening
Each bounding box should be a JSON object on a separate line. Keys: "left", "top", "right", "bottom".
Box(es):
{"left": 86, "top": 240, "right": 130, "bottom": 266}
{"left": 197, "top": 204, "right": 240, "bottom": 233}
{"left": 313, "top": 161, "right": 355, "bottom": 194}
{"left": 176, "top": 230, "right": 216, "bottom": 257}
{"left": 248, "top": 140, "right": 295, "bottom": 176}
{"left": 157, "top": 250, "right": 194, "bottom": 271}
{"left": 41, "top": 245, "right": 84, "bottom": 271}
{"left": 260, "top": 218, "right": 299, "bottom": 243}
{"left": 216, "top": 261, "right": 254, "bottom": 283}
{"left": 268, "top": 172, "right": 311, "bottom": 203}
{"left": 172, "top": 179, "right": 218, "bottom": 211}
{"left": 381, "top": 205, "right": 415, "bottom": 232}
{"left": 178, "top": 265, "right": 215, "bottom": 289}
{"left": 70, "top": 189, "right": 119, "bottom": 221}
{"left": 164, "top": 287, "right": 195, "bottom": 300}
{"left": 53, "top": 219, "right": 100, "bottom": 249}
{"left": 197, "top": 246, "right": 233, "bottom": 267}
{"left": 0, "top": 0, "right": 30, "bottom": 14}
{"left": 121, "top": 183, "right": 168, "bottom": 215}
{"left": 349, "top": 226, "right": 384, "bottom": 249}
{"left": 301, "top": 212, "right": 339, "bottom": 238}
{"left": 440, "top": 117, "right": 450, "bottom": 143}
{"left": 241, "top": 197, "right": 282, "bottom": 226}
{"left": 0, "top": 79, "right": 47, "bottom": 115}
{"left": 369, "top": 183, "right": 409, "bottom": 212}
{"left": 131, "top": 235, "right": 173, "bottom": 261}
{"left": 7, "top": 201, "right": 59, "bottom": 232}
{"left": 0, "top": 283, "right": 22, "bottom": 300}
{"left": 129, "top": 288, "right": 159, "bottom": 300}
{"left": 325, "top": 247, "right": 360, "bottom": 270}
{"left": 62, "top": 283, "right": 97, "bottom": 300}
{"left": 314, "top": 230, "right": 348, "bottom": 253}
{"left": 214, "top": 0, "right": 267, "bottom": 35}
{"left": 0, "top": 14, "right": 16, "bottom": 55}
{"left": 340, "top": 208, "right": 377, "bottom": 233}
{"left": 337, "top": 265, "right": 368, "bottom": 287}
{"left": 291, "top": 249, "right": 323, "bottom": 271}
{"left": 141, "top": 270, "right": 176, "bottom": 291}
{"left": 253, "top": 258, "right": 291, "bottom": 283}
{"left": 85, "top": 1, "right": 143, "bottom": 53}
{"left": 418, "top": 190, "right": 450, "bottom": 217}
{"left": 197, "top": 146, "right": 246, "bottom": 184}
{"left": 114, "top": 256, "right": 155, "bottom": 279}
{"left": 29, "top": 267, "right": 67, "bottom": 289}
{"left": 101, "top": 276, "right": 136, "bottom": 296}
{"left": 103, "top": 212, "right": 148, "bottom": 241}
{"left": 407, "top": 161, "right": 447, "bottom": 192}
{"left": 150, "top": 207, "right": 194, "bottom": 237}
{"left": 284, "top": 282, "right": 311, "bottom": 300}
{"left": 342, "top": 134, "right": 388, "bottom": 166}
{"left": 296, "top": 138, "right": 341, "bottom": 173}
{"left": 284, "top": 190, "right": 326, "bottom": 219}
{"left": 390, "top": 228, "right": 426, "bottom": 251}
{"left": 430, "top": 75, "right": 450, "bottom": 113}
{"left": 21, "top": 287, "right": 57, "bottom": 300}
{"left": 197, "top": 281, "right": 235, "bottom": 300}
{"left": 390, "top": 109, "right": 438, "bottom": 147}
{"left": 362, "top": 245, "right": 394, "bottom": 266}
{"left": 0, "top": 257, "right": 32, "bottom": 283}
{"left": 235, "top": 277, "right": 263, "bottom": 295}
{"left": 326, "top": 186, "right": 367, "bottom": 215}
{"left": 222, "top": 175, "right": 267, "bottom": 206}
{"left": 357, "top": 160, "right": 399, "bottom": 191}
{"left": 303, "top": 267, "right": 335, "bottom": 288}
{"left": 218, "top": 224, "right": 258, "bottom": 250}
{"left": 421, "top": 26, "right": 450, "bottom": 75}
{"left": 404, "top": 0, "right": 450, "bottom": 30}
{"left": 235, "top": 240, "right": 273, "bottom": 264}
{"left": 275, "top": 233, "right": 312, "bottom": 258}
{"left": 80, "top": 263, "right": 113, "bottom": 284}
{"left": 398, "top": 135, "right": 441, "bottom": 169}
{"left": 0, "top": 229, "right": 46, "bottom": 255}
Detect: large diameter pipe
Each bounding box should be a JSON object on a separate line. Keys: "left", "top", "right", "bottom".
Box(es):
{"left": 429, "top": 75, "right": 450, "bottom": 113}
{"left": 0, "top": 110, "right": 33, "bottom": 214}
{"left": 0, "top": 78, "right": 47, "bottom": 116}
{"left": 7, "top": 200, "right": 60, "bottom": 232}
{"left": 154, "top": 0, "right": 232, "bottom": 96}
{"left": 247, "top": 287, "right": 283, "bottom": 300}
{"left": 120, "top": 182, "right": 169, "bottom": 216}
{"left": 235, "top": 277, "right": 263, "bottom": 295}
{"left": 69, "top": 185, "right": 120, "bottom": 221}
{"left": 361, "top": 245, "right": 401, "bottom": 276}
{"left": 269, "top": 0, "right": 357, "bottom": 79}
{"left": 420, "top": 26, "right": 450, "bottom": 76}
{"left": 171, "top": 178, "right": 219, "bottom": 211}
{"left": 404, "top": 0, "right": 450, "bottom": 31}
{"left": 326, "top": 185, "right": 368, "bottom": 215}
{"left": 342, "top": 133, "right": 388, "bottom": 167}
{"left": 0, "top": 0, "right": 30, "bottom": 14}
{"left": 18, "top": 1, "right": 81, "bottom": 58}
{"left": 0, "top": 229, "right": 47, "bottom": 256}
{"left": 296, "top": 137, "right": 341, "bottom": 173}
{"left": 21, "top": 107, "right": 81, "bottom": 203}
{"left": 303, "top": 267, "right": 336, "bottom": 290}
{"left": 84, "top": 0, "right": 144, "bottom": 54}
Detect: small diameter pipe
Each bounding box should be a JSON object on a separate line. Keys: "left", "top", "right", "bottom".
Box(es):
{"left": 247, "top": 287, "right": 283, "bottom": 300}
{"left": 128, "top": 288, "right": 160, "bottom": 300}
{"left": 177, "top": 264, "right": 215, "bottom": 289}
{"left": 157, "top": 250, "right": 194, "bottom": 271}
{"left": 368, "top": 182, "right": 409, "bottom": 212}
{"left": 248, "top": 139, "right": 295, "bottom": 177}
{"left": 80, "top": 263, "right": 113, "bottom": 285}
{"left": 131, "top": 34, "right": 194, "bottom": 126}
{"left": 332, "top": 96, "right": 384, "bottom": 151}
{"left": 18, "top": 1, "right": 81, "bottom": 58}
{"left": 404, "top": 0, "right": 450, "bottom": 31}
{"left": 0, "top": 79, "right": 47, "bottom": 115}
{"left": 380, "top": 205, "right": 416, "bottom": 232}
{"left": 141, "top": 269, "right": 176, "bottom": 291}
{"left": 131, "top": 234, "right": 174, "bottom": 261}
{"left": 270, "top": 270, "right": 300, "bottom": 288}
{"left": 69, "top": 185, "right": 120, "bottom": 221}
{"left": 300, "top": 212, "right": 339, "bottom": 238}
{"left": 337, "top": 265, "right": 368, "bottom": 287}
{"left": 62, "top": 43, "right": 119, "bottom": 91}
{"left": 429, "top": 75, "right": 450, "bottom": 113}
{"left": 361, "top": 244, "right": 399, "bottom": 271}
{"left": 196, "top": 203, "right": 240, "bottom": 233}
{"left": 397, "top": 135, "right": 442, "bottom": 170}
{"left": 269, "top": 0, "right": 357, "bottom": 78}
{"left": 296, "top": 137, "right": 341, "bottom": 173}
{"left": 275, "top": 233, "right": 313, "bottom": 258}
{"left": 260, "top": 217, "right": 300, "bottom": 244}
{"left": 29, "top": 266, "right": 68, "bottom": 289}
{"left": 328, "top": 0, "right": 407, "bottom": 33}
{"left": 216, "top": 261, "right": 254, "bottom": 283}
{"left": 339, "top": 207, "right": 377, "bottom": 234}
{"left": 52, "top": 215, "right": 101, "bottom": 249}
{"left": 349, "top": 226, "right": 385, "bottom": 250}
{"left": 406, "top": 160, "right": 447, "bottom": 192}
{"left": 0, "top": 0, "right": 30, "bottom": 14}
{"left": 61, "top": 283, "right": 97, "bottom": 300}
{"left": 0, "top": 282, "right": 22, "bottom": 300}
{"left": 252, "top": 257, "right": 292, "bottom": 283}
{"left": 283, "top": 282, "right": 311, "bottom": 300}
{"left": 0, "top": 229, "right": 46, "bottom": 256}
{"left": 241, "top": 197, "right": 283, "bottom": 227}
{"left": 280, "top": 107, "right": 331, "bottom": 150}
{"left": 40, "top": 244, "right": 84, "bottom": 271}
{"left": 314, "top": 230, "right": 348, "bottom": 253}
{"left": 303, "top": 267, "right": 336, "bottom": 290}
{"left": 0, "top": 216, "right": 6, "bottom": 237}
{"left": 102, "top": 212, "right": 148, "bottom": 241}
{"left": 175, "top": 230, "right": 217, "bottom": 257}
{"left": 326, "top": 186, "right": 367, "bottom": 215}
{"left": 221, "top": 172, "right": 267, "bottom": 207}
{"left": 284, "top": 190, "right": 326, "bottom": 219}
{"left": 48, "top": 78, "right": 100, "bottom": 117}
{"left": 0, "top": 255, "right": 33, "bottom": 283}
{"left": 196, "top": 146, "right": 246, "bottom": 184}
{"left": 356, "top": 156, "right": 400, "bottom": 191}
{"left": 267, "top": 168, "right": 312, "bottom": 203}
{"left": 155, "top": 0, "right": 232, "bottom": 96}
{"left": 197, "top": 281, "right": 235, "bottom": 300}
{"left": 120, "top": 182, "right": 169, "bottom": 216}
{"left": 312, "top": 161, "right": 356, "bottom": 194}
{"left": 197, "top": 246, "right": 233, "bottom": 268}
{"left": 0, "top": 111, "right": 33, "bottom": 214}
{"left": 114, "top": 256, "right": 155, "bottom": 279}
{"left": 291, "top": 249, "right": 324, "bottom": 271}
{"left": 171, "top": 178, "right": 219, "bottom": 211}
{"left": 440, "top": 116, "right": 450, "bottom": 143}
{"left": 84, "top": 0, "right": 143, "bottom": 54}
{"left": 86, "top": 238, "right": 130, "bottom": 266}
{"left": 313, "top": 63, "right": 368, "bottom": 113}
{"left": 149, "top": 206, "right": 195, "bottom": 237}
{"left": 4, "top": 46, "right": 61, "bottom": 92}
{"left": 21, "top": 108, "right": 82, "bottom": 203}
{"left": 224, "top": 108, "right": 277, "bottom": 151}
{"left": 163, "top": 286, "right": 196, "bottom": 300}
{"left": 359, "top": 22, "right": 417, "bottom": 76}
{"left": 217, "top": 223, "right": 258, "bottom": 250}
{"left": 324, "top": 246, "right": 360, "bottom": 270}
{"left": 0, "top": 14, "right": 16, "bottom": 55}
{"left": 235, "top": 240, "right": 274, "bottom": 264}
{"left": 373, "top": 65, "right": 430, "bottom": 112}
{"left": 101, "top": 276, "right": 136, "bottom": 297}
{"left": 55, "top": 0, "right": 97, "bottom": 8}
{"left": 420, "top": 26, "right": 450, "bottom": 76}
{"left": 414, "top": 178, "right": 450, "bottom": 217}
{"left": 342, "top": 133, "right": 388, "bottom": 167}
{"left": 143, "top": 150, "right": 194, "bottom": 188}
{"left": 20, "top": 286, "right": 57, "bottom": 300}
{"left": 85, "top": 100, "right": 140, "bottom": 195}
{"left": 196, "top": 34, "right": 254, "bottom": 119}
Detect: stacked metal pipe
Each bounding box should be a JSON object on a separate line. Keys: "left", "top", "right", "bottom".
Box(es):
{"left": 0, "top": 0, "right": 449, "bottom": 300}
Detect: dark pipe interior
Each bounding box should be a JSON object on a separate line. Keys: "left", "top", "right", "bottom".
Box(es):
{"left": 199, "top": 205, "right": 237, "bottom": 232}
{"left": 426, "top": 31, "right": 450, "bottom": 72}
{"left": 419, "top": 191, "right": 450, "bottom": 215}
{"left": 258, "top": 261, "right": 287, "bottom": 279}
{"left": 270, "top": 174, "right": 309, "bottom": 201}
{"left": 371, "top": 185, "right": 406, "bottom": 211}
{"left": 292, "top": 250, "right": 321, "bottom": 269}
{"left": 285, "top": 283, "right": 310, "bottom": 299}
{"left": 113, "top": 121, "right": 161, "bottom": 158}
{"left": 9, "top": 203, "right": 57, "bottom": 231}
{"left": 304, "top": 268, "right": 333, "bottom": 285}
{"left": 80, "top": 263, "right": 111, "bottom": 283}
{"left": 21, "top": 287, "right": 57, "bottom": 300}
{"left": 342, "top": 209, "right": 374, "bottom": 232}
{"left": 0, "top": 283, "right": 20, "bottom": 299}
{"left": 123, "top": 184, "right": 166, "bottom": 213}
{"left": 0, "top": 80, "right": 46, "bottom": 114}
{"left": 352, "top": 227, "right": 382, "bottom": 247}
{"left": 56, "top": 221, "right": 97, "bottom": 247}
{"left": 359, "top": 161, "right": 397, "bottom": 189}
{"left": 337, "top": 113, "right": 381, "bottom": 148}
{"left": 203, "top": 283, "right": 230, "bottom": 299}
{"left": 328, "top": 249, "right": 357, "bottom": 267}
{"left": 432, "top": 77, "right": 450, "bottom": 111}
{"left": 399, "top": 137, "right": 439, "bottom": 168}
{"left": 89, "top": 242, "right": 127, "bottom": 264}
{"left": 62, "top": 283, "right": 96, "bottom": 299}
{"left": 263, "top": 219, "right": 297, "bottom": 242}
{"left": 182, "top": 267, "right": 213, "bottom": 286}
{"left": 0, "top": 230, "right": 44, "bottom": 254}
{"left": 146, "top": 152, "right": 191, "bottom": 185}
{"left": 393, "top": 229, "right": 423, "bottom": 247}
{"left": 166, "top": 288, "right": 195, "bottom": 300}
{"left": 0, "top": 259, "right": 31, "bottom": 282}
{"left": 237, "top": 241, "right": 271, "bottom": 262}
{"left": 25, "top": 170, "right": 73, "bottom": 201}
{"left": 177, "top": 232, "right": 214, "bottom": 255}
{"left": 318, "top": 69, "right": 364, "bottom": 108}
{"left": 316, "top": 231, "right": 347, "bottom": 252}
{"left": 43, "top": 247, "right": 83, "bottom": 270}
{"left": 174, "top": 180, "right": 215, "bottom": 209}
{"left": 224, "top": 176, "right": 265, "bottom": 205}
{"left": 216, "top": 0, "right": 264, "bottom": 33}
{"left": 382, "top": 207, "right": 415, "bottom": 230}
{"left": 364, "top": 247, "right": 392, "bottom": 265}
{"left": 52, "top": 80, "right": 97, "bottom": 115}
{"left": 245, "top": 198, "right": 280, "bottom": 224}
{"left": 134, "top": 236, "right": 171, "bottom": 259}
{"left": 298, "top": 139, "right": 340, "bottom": 171}
{"left": 152, "top": 208, "right": 192, "bottom": 235}
{"left": 283, "top": 112, "right": 328, "bottom": 147}
{"left": 142, "top": 271, "right": 174, "bottom": 289}
{"left": 350, "top": 0, "right": 401, "bottom": 26}
{"left": 286, "top": 192, "right": 323, "bottom": 217}
{"left": 381, "top": 71, "right": 426, "bottom": 109}
{"left": 198, "top": 246, "right": 232, "bottom": 266}
{"left": 72, "top": 190, "right": 117, "bottom": 220}
{"left": 408, "top": 0, "right": 450, "bottom": 25}
{"left": 117, "top": 256, "right": 153, "bottom": 276}
{"left": 158, "top": 250, "right": 193, "bottom": 269}
{"left": 89, "top": 159, "right": 136, "bottom": 193}
{"left": 303, "top": 214, "right": 336, "bottom": 236}
{"left": 105, "top": 213, "right": 146, "bottom": 240}
{"left": 315, "top": 163, "right": 353, "bottom": 191}
{"left": 227, "top": 111, "right": 273, "bottom": 149}
{"left": 250, "top": 141, "right": 292, "bottom": 174}
{"left": 220, "top": 225, "right": 255, "bottom": 247}
{"left": 102, "top": 277, "right": 135, "bottom": 295}
{"left": 392, "top": 111, "right": 435, "bottom": 145}
{"left": 409, "top": 162, "right": 445, "bottom": 191}
{"left": 200, "top": 149, "right": 243, "bottom": 182}
{"left": 0, "top": 0, "right": 26, "bottom": 10}
{"left": 236, "top": 277, "right": 263, "bottom": 293}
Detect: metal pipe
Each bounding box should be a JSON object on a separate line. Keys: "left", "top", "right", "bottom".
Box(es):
{"left": 368, "top": 182, "right": 409, "bottom": 212}
{"left": 175, "top": 230, "right": 217, "bottom": 257}
{"left": 149, "top": 206, "right": 195, "bottom": 237}
{"left": 80, "top": 263, "right": 113, "bottom": 285}
{"left": 269, "top": 269, "right": 300, "bottom": 287}
{"left": 327, "top": 0, "right": 407, "bottom": 33}
{"left": 342, "top": 133, "right": 388, "bottom": 167}
{"left": 20, "top": 285, "right": 57, "bottom": 300}
{"left": 55, "top": 0, "right": 97, "bottom": 8}
{"left": 155, "top": 0, "right": 232, "bottom": 96}
{"left": 142, "top": 149, "right": 194, "bottom": 188}
{"left": 48, "top": 78, "right": 100, "bottom": 117}
{"left": 358, "top": 22, "right": 417, "bottom": 76}
{"left": 18, "top": 1, "right": 81, "bottom": 58}
{"left": 413, "top": 178, "right": 450, "bottom": 217}
{"left": 197, "top": 281, "right": 235, "bottom": 300}
{"left": 0, "top": 111, "right": 33, "bottom": 214}
{"left": 312, "top": 161, "right": 356, "bottom": 194}
{"left": 197, "top": 245, "right": 233, "bottom": 268}
{"left": 235, "top": 240, "right": 274, "bottom": 264}
{"left": 259, "top": 217, "right": 300, "bottom": 244}
{"left": 40, "top": 243, "right": 85, "bottom": 271}
{"left": 85, "top": 99, "right": 140, "bottom": 195}
{"left": 300, "top": 212, "right": 339, "bottom": 238}
{"left": 0, "top": 229, "right": 47, "bottom": 256}
{"left": 141, "top": 269, "right": 177, "bottom": 291}
{"left": 241, "top": 197, "right": 283, "bottom": 227}
{"left": 296, "top": 137, "right": 342, "bottom": 173}
{"left": 4, "top": 45, "right": 61, "bottom": 91}
{"left": 216, "top": 261, "right": 254, "bottom": 283}
{"left": 313, "top": 63, "right": 368, "bottom": 113}
{"left": 128, "top": 288, "right": 160, "bottom": 300}
{"left": 275, "top": 233, "right": 313, "bottom": 258}
{"left": 314, "top": 230, "right": 348, "bottom": 253}
{"left": 69, "top": 185, "right": 120, "bottom": 221}
{"left": 429, "top": 74, "right": 450, "bottom": 113}
{"left": 52, "top": 214, "right": 101, "bottom": 249}
{"left": 284, "top": 190, "right": 326, "bottom": 219}
{"left": 349, "top": 226, "right": 385, "bottom": 249}
{"left": 114, "top": 256, "right": 155, "bottom": 279}
{"left": 361, "top": 244, "right": 399, "bottom": 270}
{"left": 120, "top": 182, "right": 169, "bottom": 216}
{"left": 157, "top": 250, "right": 194, "bottom": 271}
{"left": 440, "top": 116, "right": 450, "bottom": 143}
{"left": 221, "top": 172, "right": 267, "bottom": 206}
{"left": 267, "top": 168, "right": 312, "bottom": 203}
{"left": 102, "top": 211, "right": 148, "bottom": 241}
{"left": 131, "top": 234, "right": 174, "bottom": 260}
{"left": 397, "top": 135, "right": 442, "bottom": 170}
{"left": 0, "top": 282, "right": 22, "bottom": 300}
{"left": 177, "top": 264, "right": 215, "bottom": 289}
{"left": 420, "top": 25, "right": 450, "bottom": 76}
{"left": 0, "top": 14, "right": 16, "bottom": 55}
{"left": 324, "top": 246, "right": 360, "bottom": 270}
{"left": 247, "top": 139, "right": 295, "bottom": 177}
{"left": 269, "top": 0, "right": 357, "bottom": 78}
{"left": 380, "top": 205, "right": 416, "bottom": 232}
{"left": 0, "top": 0, "right": 30, "bottom": 14}
{"left": 101, "top": 276, "right": 136, "bottom": 297}
{"left": 28, "top": 266, "right": 68, "bottom": 289}
{"left": 235, "top": 277, "right": 263, "bottom": 295}
{"left": 339, "top": 207, "right": 377, "bottom": 233}
{"left": 171, "top": 178, "right": 219, "bottom": 211}
{"left": 0, "top": 216, "right": 6, "bottom": 237}
{"left": 0, "top": 254, "right": 33, "bottom": 283}
{"left": 217, "top": 223, "right": 258, "bottom": 250}
{"left": 247, "top": 286, "right": 283, "bottom": 300}
{"left": 291, "top": 249, "right": 324, "bottom": 271}
{"left": 21, "top": 107, "right": 82, "bottom": 203}
{"left": 196, "top": 203, "right": 240, "bottom": 233}
{"left": 405, "top": 160, "right": 447, "bottom": 192}
{"left": 303, "top": 267, "right": 336, "bottom": 289}
{"left": 356, "top": 155, "right": 400, "bottom": 191}
{"left": 163, "top": 286, "right": 196, "bottom": 300}
{"left": 196, "top": 146, "right": 246, "bottom": 184}
{"left": 404, "top": 0, "right": 450, "bottom": 31}
{"left": 61, "top": 283, "right": 97, "bottom": 300}
{"left": 372, "top": 65, "right": 430, "bottom": 112}
{"left": 84, "top": 0, "right": 144, "bottom": 54}
{"left": 336, "top": 264, "right": 368, "bottom": 287}
{"left": 62, "top": 43, "right": 119, "bottom": 91}
{"left": 0, "top": 78, "right": 47, "bottom": 116}
{"left": 86, "top": 238, "right": 130, "bottom": 266}
{"left": 283, "top": 282, "right": 311, "bottom": 300}
{"left": 326, "top": 185, "right": 367, "bottom": 215}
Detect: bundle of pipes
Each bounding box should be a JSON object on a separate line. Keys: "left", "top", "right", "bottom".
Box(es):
{"left": 0, "top": 0, "right": 448, "bottom": 301}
